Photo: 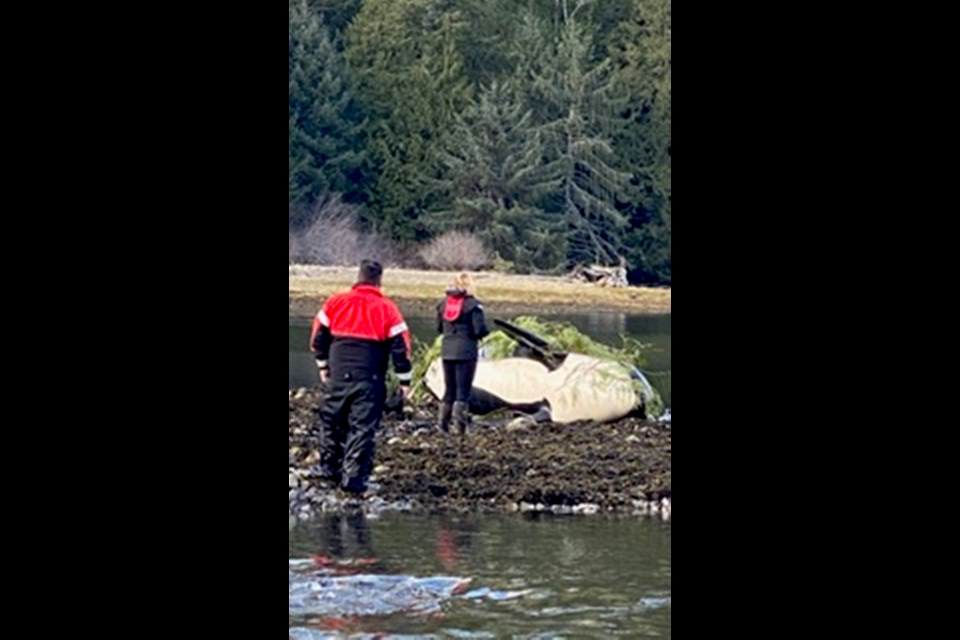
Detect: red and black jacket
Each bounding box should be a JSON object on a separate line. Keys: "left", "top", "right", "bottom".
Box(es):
{"left": 437, "top": 289, "right": 489, "bottom": 361}
{"left": 310, "top": 284, "right": 413, "bottom": 384}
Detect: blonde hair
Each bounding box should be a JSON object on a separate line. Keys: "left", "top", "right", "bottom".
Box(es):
{"left": 452, "top": 272, "right": 476, "bottom": 296}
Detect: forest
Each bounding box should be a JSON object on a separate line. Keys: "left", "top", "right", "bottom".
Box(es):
{"left": 289, "top": 0, "right": 670, "bottom": 285}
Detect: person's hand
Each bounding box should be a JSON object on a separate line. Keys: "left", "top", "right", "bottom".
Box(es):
{"left": 319, "top": 369, "right": 330, "bottom": 384}
{"left": 397, "top": 384, "right": 409, "bottom": 399}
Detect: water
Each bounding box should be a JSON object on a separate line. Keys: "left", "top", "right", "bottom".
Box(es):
{"left": 289, "top": 310, "right": 671, "bottom": 407}
{"left": 289, "top": 310, "right": 672, "bottom": 636}
{"left": 289, "top": 512, "right": 671, "bottom": 637}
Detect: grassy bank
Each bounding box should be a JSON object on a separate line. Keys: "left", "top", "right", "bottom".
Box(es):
{"left": 289, "top": 266, "right": 671, "bottom": 317}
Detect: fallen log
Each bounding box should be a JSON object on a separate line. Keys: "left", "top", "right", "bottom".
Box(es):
{"left": 568, "top": 263, "right": 629, "bottom": 287}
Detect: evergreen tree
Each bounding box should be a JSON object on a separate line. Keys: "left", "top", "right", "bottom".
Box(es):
{"left": 306, "top": 0, "right": 363, "bottom": 34}
{"left": 346, "top": 0, "right": 472, "bottom": 242}
{"left": 429, "top": 81, "right": 565, "bottom": 271}
{"left": 610, "top": 0, "right": 671, "bottom": 283}
{"left": 289, "top": 0, "right": 366, "bottom": 216}
{"left": 531, "top": 12, "right": 632, "bottom": 267}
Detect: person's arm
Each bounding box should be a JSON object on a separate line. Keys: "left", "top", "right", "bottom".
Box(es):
{"left": 471, "top": 301, "right": 490, "bottom": 340}
{"left": 390, "top": 334, "right": 412, "bottom": 389}
{"left": 387, "top": 305, "right": 413, "bottom": 393}
{"left": 310, "top": 303, "right": 333, "bottom": 382}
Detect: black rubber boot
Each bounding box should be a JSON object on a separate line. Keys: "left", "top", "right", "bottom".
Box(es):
{"left": 437, "top": 402, "right": 453, "bottom": 433}
{"left": 452, "top": 401, "right": 470, "bottom": 436}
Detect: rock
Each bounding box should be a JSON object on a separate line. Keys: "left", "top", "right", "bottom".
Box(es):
{"left": 660, "top": 498, "right": 671, "bottom": 520}
{"left": 506, "top": 416, "right": 534, "bottom": 432}
{"left": 573, "top": 503, "right": 600, "bottom": 515}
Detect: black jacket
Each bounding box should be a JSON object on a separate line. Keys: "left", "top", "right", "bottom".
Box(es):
{"left": 437, "top": 290, "right": 489, "bottom": 361}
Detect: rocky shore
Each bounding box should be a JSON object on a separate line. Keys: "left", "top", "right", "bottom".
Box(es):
{"left": 289, "top": 387, "right": 671, "bottom": 520}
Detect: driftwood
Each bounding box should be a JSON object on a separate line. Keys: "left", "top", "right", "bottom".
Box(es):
{"left": 568, "top": 263, "right": 629, "bottom": 288}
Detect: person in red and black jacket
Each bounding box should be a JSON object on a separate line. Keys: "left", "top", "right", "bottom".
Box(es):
{"left": 309, "top": 260, "right": 413, "bottom": 495}
{"left": 436, "top": 272, "right": 489, "bottom": 434}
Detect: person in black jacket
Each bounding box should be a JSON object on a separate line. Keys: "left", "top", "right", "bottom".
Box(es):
{"left": 436, "top": 272, "right": 489, "bottom": 434}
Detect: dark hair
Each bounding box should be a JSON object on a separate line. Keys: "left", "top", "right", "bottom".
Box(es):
{"left": 357, "top": 259, "right": 383, "bottom": 286}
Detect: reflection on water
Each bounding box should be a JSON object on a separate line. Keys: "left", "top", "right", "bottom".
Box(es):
{"left": 289, "top": 512, "right": 671, "bottom": 638}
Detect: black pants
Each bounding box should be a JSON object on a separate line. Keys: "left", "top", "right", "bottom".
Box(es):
{"left": 442, "top": 359, "right": 477, "bottom": 403}
{"left": 317, "top": 379, "right": 385, "bottom": 492}
{"left": 320, "top": 512, "right": 373, "bottom": 561}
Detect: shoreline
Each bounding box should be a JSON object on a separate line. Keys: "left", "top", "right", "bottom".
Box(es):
{"left": 289, "top": 387, "right": 671, "bottom": 520}
{"left": 289, "top": 266, "right": 671, "bottom": 318}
